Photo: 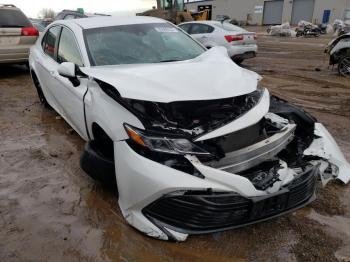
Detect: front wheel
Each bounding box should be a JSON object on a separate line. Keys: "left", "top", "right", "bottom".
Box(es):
{"left": 233, "top": 58, "right": 244, "bottom": 65}
{"left": 338, "top": 56, "right": 350, "bottom": 77}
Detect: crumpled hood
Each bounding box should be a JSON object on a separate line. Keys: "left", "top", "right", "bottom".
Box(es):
{"left": 81, "top": 47, "right": 261, "bottom": 102}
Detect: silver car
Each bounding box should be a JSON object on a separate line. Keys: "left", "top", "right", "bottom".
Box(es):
{"left": 178, "top": 21, "right": 257, "bottom": 64}
{"left": 0, "top": 4, "right": 39, "bottom": 64}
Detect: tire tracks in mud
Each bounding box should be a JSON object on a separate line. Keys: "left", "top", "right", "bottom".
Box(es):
{"left": 261, "top": 71, "right": 350, "bottom": 117}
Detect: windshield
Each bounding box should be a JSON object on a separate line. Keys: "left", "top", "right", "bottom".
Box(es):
{"left": 84, "top": 23, "right": 205, "bottom": 66}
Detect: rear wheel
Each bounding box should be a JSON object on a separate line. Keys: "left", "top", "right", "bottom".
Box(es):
{"left": 31, "top": 71, "right": 50, "bottom": 107}
{"left": 338, "top": 56, "right": 350, "bottom": 77}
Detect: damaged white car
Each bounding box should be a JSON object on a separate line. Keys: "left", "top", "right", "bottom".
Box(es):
{"left": 325, "top": 32, "right": 350, "bottom": 76}
{"left": 29, "top": 17, "right": 350, "bottom": 242}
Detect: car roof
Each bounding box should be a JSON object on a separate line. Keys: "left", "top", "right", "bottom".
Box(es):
{"left": 179, "top": 20, "right": 223, "bottom": 27}
{"left": 55, "top": 16, "right": 168, "bottom": 29}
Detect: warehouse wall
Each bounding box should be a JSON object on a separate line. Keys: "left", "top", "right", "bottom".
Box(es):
{"left": 185, "top": 0, "right": 350, "bottom": 25}
{"left": 185, "top": 0, "right": 266, "bottom": 25}
{"left": 282, "top": 0, "right": 293, "bottom": 23}
{"left": 312, "top": 0, "right": 349, "bottom": 24}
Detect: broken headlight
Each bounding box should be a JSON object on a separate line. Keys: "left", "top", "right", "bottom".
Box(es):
{"left": 124, "top": 124, "right": 211, "bottom": 156}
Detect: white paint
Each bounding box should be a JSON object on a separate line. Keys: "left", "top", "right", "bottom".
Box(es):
{"left": 29, "top": 16, "right": 350, "bottom": 242}
{"left": 195, "top": 89, "right": 270, "bottom": 141}
{"left": 304, "top": 123, "right": 350, "bottom": 184}
{"left": 81, "top": 46, "right": 260, "bottom": 103}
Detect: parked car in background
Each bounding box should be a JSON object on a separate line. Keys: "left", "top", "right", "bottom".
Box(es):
{"left": 30, "top": 19, "right": 46, "bottom": 33}
{"left": 54, "top": 9, "right": 88, "bottom": 20}
{"left": 54, "top": 9, "right": 110, "bottom": 21}
{"left": 325, "top": 32, "right": 350, "bottom": 76}
{"left": 178, "top": 20, "right": 257, "bottom": 64}
{"left": 29, "top": 16, "right": 350, "bottom": 242}
{"left": 0, "top": 4, "right": 39, "bottom": 65}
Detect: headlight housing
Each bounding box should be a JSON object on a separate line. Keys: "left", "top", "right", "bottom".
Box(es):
{"left": 124, "top": 124, "right": 211, "bottom": 156}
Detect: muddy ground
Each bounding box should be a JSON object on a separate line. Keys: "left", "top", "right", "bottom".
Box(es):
{"left": 1, "top": 31, "right": 350, "bottom": 262}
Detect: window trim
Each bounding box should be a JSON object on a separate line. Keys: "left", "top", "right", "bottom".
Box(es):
{"left": 41, "top": 25, "right": 62, "bottom": 62}
{"left": 188, "top": 23, "right": 215, "bottom": 34}
{"left": 41, "top": 24, "right": 85, "bottom": 66}
{"left": 57, "top": 25, "right": 85, "bottom": 66}
{"left": 178, "top": 23, "right": 192, "bottom": 34}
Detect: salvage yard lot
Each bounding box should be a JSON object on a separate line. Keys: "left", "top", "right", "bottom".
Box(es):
{"left": 1, "top": 32, "right": 350, "bottom": 261}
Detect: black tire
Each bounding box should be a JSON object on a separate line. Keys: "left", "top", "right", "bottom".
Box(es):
{"left": 338, "top": 56, "right": 350, "bottom": 77}
{"left": 31, "top": 72, "right": 50, "bottom": 107}
{"left": 80, "top": 141, "right": 118, "bottom": 190}
{"left": 233, "top": 58, "right": 244, "bottom": 65}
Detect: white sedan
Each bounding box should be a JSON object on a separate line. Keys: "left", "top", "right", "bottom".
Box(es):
{"left": 29, "top": 16, "right": 350, "bottom": 242}
{"left": 178, "top": 20, "right": 257, "bottom": 64}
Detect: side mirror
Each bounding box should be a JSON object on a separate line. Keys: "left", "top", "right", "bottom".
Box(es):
{"left": 58, "top": 62, "right": 80, "bottom": 87}
{"left": 58, "top": 62, "right": 76, "bottom": 78}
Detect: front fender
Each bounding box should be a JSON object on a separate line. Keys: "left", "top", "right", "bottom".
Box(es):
{"left": 85, "top": 79, "right": 144, "bottom": 142}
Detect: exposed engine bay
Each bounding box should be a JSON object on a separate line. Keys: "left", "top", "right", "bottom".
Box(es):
{"left": 79, "top": 69, "right": 350, "bottom": 242}
{"left": 121, "top": 89, "right": 348, "bottom": 192}
{"left": 123, "top": 89, "right": 264, "bottom": 138}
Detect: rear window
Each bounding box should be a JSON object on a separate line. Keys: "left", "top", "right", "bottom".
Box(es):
{"left": 0, "top": 9, "right": 31, "bottom": 27}
{"left": 221, "top": 23, "right": 246, "bottom": 33}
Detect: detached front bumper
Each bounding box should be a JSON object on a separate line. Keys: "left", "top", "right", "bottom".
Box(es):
{"left": 113, "top": 121, "right": 350, "bottom": 242}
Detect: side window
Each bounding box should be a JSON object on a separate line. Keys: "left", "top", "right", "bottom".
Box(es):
{"left": 43, "top": 26, "right": 61, "bottom": 59}
{"left": 179, "top": 24, "right": 191, "bottom": 33}
{"left": 57, "top": 28, "right": 83, "bottom": 66}
{"left": 191, "top": 24, "right": 214, "bottom": 34}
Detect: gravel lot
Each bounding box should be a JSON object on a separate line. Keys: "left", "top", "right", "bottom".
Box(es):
{"left": 0, "top": 31, "right": 350, "bottom": 262}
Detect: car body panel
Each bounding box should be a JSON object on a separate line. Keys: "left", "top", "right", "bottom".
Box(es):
{"left": 194, "top": 88, "right": 269, "bottom": 141}
{"left": 80, "top": 47, "right": 260, "bottom": 103}
{"left": 29, "top": 17, "right": 350, "bottom": 242}
{"left": 304, "top": 123, "right": 350, "bottom": 184}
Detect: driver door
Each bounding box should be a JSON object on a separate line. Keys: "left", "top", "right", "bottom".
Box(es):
{"left": 50, "top": 27, "right": 88, "bottom": 140}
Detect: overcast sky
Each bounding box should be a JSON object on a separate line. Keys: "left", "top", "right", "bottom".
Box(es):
{"left": 10, "top": 0, "right": 157, "bottom": 18}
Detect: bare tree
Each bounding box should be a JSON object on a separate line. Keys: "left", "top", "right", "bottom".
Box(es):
{"left": 38, "top": 8, "right": 56, "bottom": 19}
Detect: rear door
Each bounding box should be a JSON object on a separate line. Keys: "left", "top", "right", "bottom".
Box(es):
{"left": 0, "top": 7, "right": 34, "bottom": 61}
{"left": 35, "top": 25, "right": 62, "bottom": 110}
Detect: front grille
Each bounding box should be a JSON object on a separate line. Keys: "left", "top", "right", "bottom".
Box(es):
{"left": 143, "top": 167, "right": 318, "bottom": 234}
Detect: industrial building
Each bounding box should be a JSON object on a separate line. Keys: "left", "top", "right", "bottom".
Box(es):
{"left": 185, "top": 0, "right": 350, "bottom": 25}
